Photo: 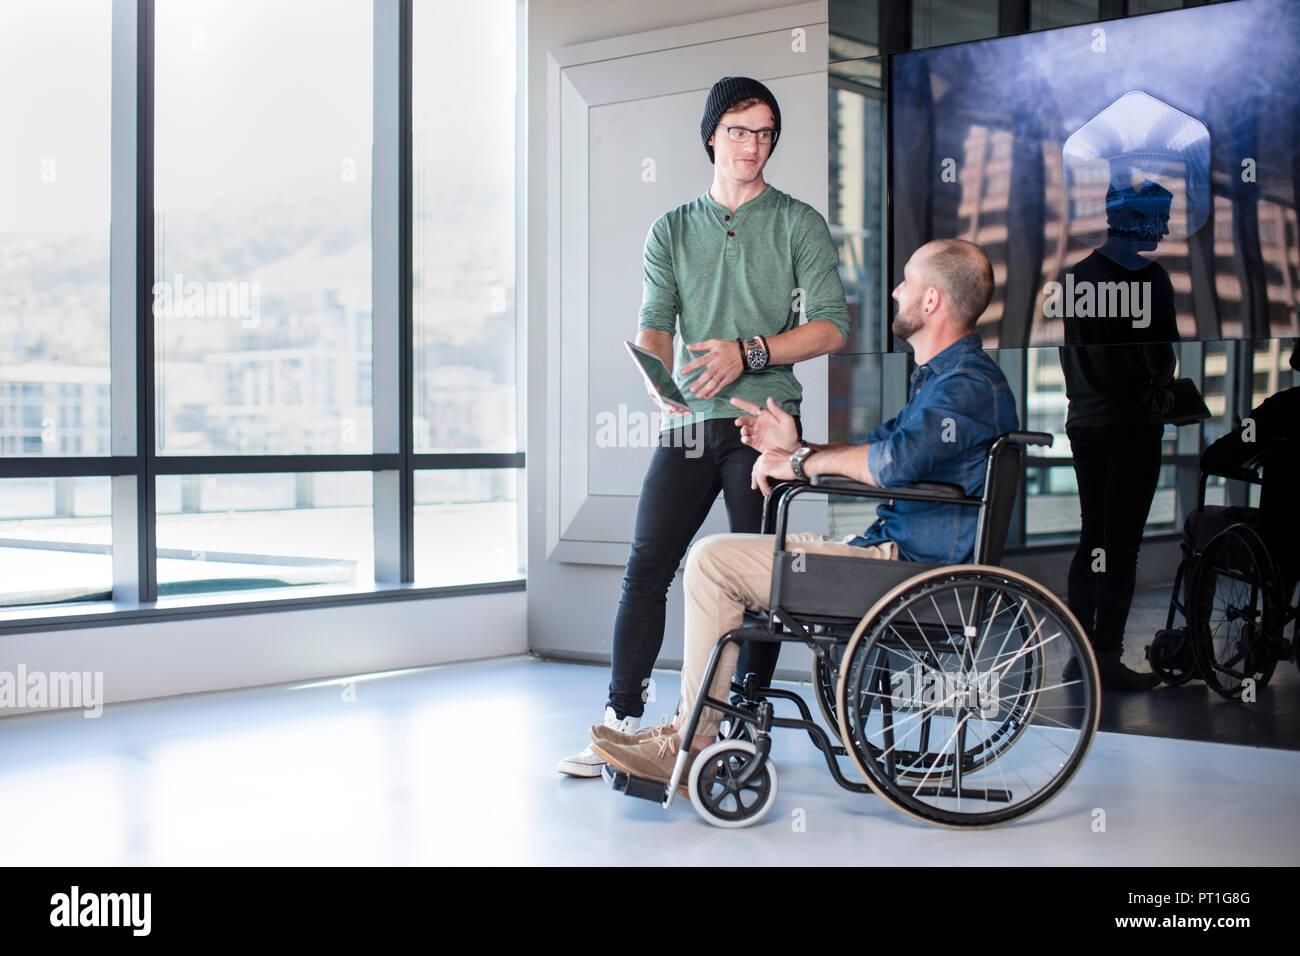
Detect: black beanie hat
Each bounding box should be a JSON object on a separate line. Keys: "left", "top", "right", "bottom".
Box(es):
{"left": 700, "top": 76, "right": 781, "bottom": 163}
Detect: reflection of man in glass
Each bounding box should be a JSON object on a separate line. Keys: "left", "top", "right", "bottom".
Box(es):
{"left": 1059, "top": 181, "right": 1178, "bottom": 691}
{"left": 1093, "top": 180, "right": 1173, "bottom": 271}
{"left": 557, "top": 77, "right": 850, "bottom": 776}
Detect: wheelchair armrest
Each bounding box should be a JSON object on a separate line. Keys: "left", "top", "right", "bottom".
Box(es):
{"left": 808, "top": 475, "right": 977, "bottom": 505}
{"left": 1000, "top": 430, "right": 1054, "bottom": 449}
{"left": 1231, "top": 465, "right": 1263, "bottom": 484}
{"left": 903, "top": 480, "right": 967, "bottom": 498}
{"left": 771, "top": 477, "right": 982, "bottom": 550}
{"left": 1203, "top": 464, "right": 1263, "bottom": 485}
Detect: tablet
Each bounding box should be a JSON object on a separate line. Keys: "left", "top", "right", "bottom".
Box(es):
{"left": 1162, "top": 378, "right": 1212, "bottom": 427}
{"left": 625, "top": 341, "right": 691, "bottom": 410}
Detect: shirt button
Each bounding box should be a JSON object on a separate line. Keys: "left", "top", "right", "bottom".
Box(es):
{"left": 724, "top": 215, "right": 731, "bottom": 221}
{"left": 728, "top": 230, "right": 734, "bottom": 237}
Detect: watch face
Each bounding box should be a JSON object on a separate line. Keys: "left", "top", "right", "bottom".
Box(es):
{"left": 747, "top": 343, "right": 767, "bottom": 369}
{"left": 790, "top": 446, "right": 810, "bottom": 478}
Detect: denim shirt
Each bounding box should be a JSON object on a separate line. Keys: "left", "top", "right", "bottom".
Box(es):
{"left": 850, "top": 333, "right": 1020, "bottom": 563}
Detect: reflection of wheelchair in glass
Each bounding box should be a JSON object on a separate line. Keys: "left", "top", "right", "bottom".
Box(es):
{"left": 605, "top": 431, "right": 1100, "bottom": 829}
{"left": 1147, "top": 457, "right": 1300, "bottom": 700}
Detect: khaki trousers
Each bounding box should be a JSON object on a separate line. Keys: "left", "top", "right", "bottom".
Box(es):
{"left": 679, "top": 532, "right": 898, "bottom": 737}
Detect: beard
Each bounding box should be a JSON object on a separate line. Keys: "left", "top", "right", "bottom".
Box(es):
{"left": 891, "top": 306, "right": 922, "bottom": 342}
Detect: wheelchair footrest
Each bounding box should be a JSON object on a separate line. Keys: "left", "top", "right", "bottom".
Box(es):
{"left": 602, "top": 763, "right": 669, "bottom": 802}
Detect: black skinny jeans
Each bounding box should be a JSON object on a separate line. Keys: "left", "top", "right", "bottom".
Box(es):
{"left": 606, "top": 416, "right": 796, "bottom": 719}
{"left": 1066, "top": 423, "right": 1164, "bottom": 655}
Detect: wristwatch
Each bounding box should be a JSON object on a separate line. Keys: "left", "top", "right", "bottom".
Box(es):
{"left": 742, "top": 335, "right": 770, "bottom": 372}
{"left": 789, "top": 444, "right": 816, "bottom": 480}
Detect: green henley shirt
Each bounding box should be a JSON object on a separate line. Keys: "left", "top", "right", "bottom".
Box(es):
{"left": 638, "top": 184, "right": 851, "bottom": 431}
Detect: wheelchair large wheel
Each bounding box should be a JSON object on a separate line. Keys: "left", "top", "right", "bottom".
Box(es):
{"left": 837, "top": 566, "right": 1099, "bottom": 829}
{"left": 687, "top": 740, "right": 779, "bottom": 829}
{"left": 1189, "top": 524, "right": 1280, "bottom": 700}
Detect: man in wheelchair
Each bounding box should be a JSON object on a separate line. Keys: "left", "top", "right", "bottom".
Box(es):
{"left": 589, "top": 239, "right": 1020, "bottom": 783}
{"left": 1149, "top": 339, "right": 1300, "bottom": 697}
{"left": 1198, "top": 339, "right": 1300, "bottom": 584}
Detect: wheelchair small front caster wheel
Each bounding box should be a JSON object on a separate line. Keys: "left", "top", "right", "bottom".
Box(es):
{"left": 688, "top": 740, "right": 778, "bottom": 829}
{"left": 1148, "top": 628, "right": 1196, "bottom": 686}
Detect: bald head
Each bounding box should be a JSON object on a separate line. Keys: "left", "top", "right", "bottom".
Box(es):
{"left": 916, "top": 239, "right": 994, "bottom": 330}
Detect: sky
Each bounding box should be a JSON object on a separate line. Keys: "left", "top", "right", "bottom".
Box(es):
{"left": 0, "top": 0, "right": 515, "bottom": 233}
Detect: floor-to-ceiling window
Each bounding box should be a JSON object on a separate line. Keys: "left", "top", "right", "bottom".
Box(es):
{"left": 0, "top": 0, "right": 114, "bottom": 606}
{"left": 0, "top": 0, "right": 524, "bottom": 617}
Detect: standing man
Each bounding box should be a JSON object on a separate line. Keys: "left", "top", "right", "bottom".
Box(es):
{"left": 558, "top": 76, "right": 850, "bottom": 776}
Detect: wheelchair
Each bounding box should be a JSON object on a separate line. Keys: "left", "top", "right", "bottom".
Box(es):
{"left": 1147, "top": 456, "right": 1300, "bottom": 700}
{"left": 605, "top": 431, "right": 1101, "bottom": 829}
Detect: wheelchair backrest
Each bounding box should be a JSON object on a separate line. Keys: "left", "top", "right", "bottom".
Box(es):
{"left": 972, "top": 434, "right": 1026, "bottom": 566}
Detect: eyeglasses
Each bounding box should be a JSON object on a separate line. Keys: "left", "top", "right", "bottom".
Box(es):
{"left": 716, "top": 125, "right": 779, "bottom": 146}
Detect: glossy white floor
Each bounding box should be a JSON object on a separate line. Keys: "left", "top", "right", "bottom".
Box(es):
{"left": 1, "top": 655, "right": 1296, "bottom": 866}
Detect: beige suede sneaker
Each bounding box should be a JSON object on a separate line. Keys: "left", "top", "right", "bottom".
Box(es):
{"left": 590, "top": 732, "right": 693, "bottom": 794}
{"left": 589, "top": 714, "right": 676, "bottom": 748}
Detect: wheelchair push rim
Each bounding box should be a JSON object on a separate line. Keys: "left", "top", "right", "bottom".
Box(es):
{"left": 840, "top": 571, "right": 1048, "bottom": 785}
{"left": 813, "top": 644, "right": 845, "bottom": 745}
{"left": 824, "top": 601, "right": 1044, "bottom": 782}
{"left": 836, "top": 565, "right": 1100, "bottom": 829}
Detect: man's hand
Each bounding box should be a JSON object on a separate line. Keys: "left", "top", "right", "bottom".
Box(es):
{"left": 731, "top": 396, "right": 798, "bottom": 453}
{"left": 644, "top": 377, "right": 690, "bottom": 417}
{"left": 751, "top": 447, "right": 797, "bottom": 496}
{"left": 680, "top": 339, "right": 744, "bottom": 400}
